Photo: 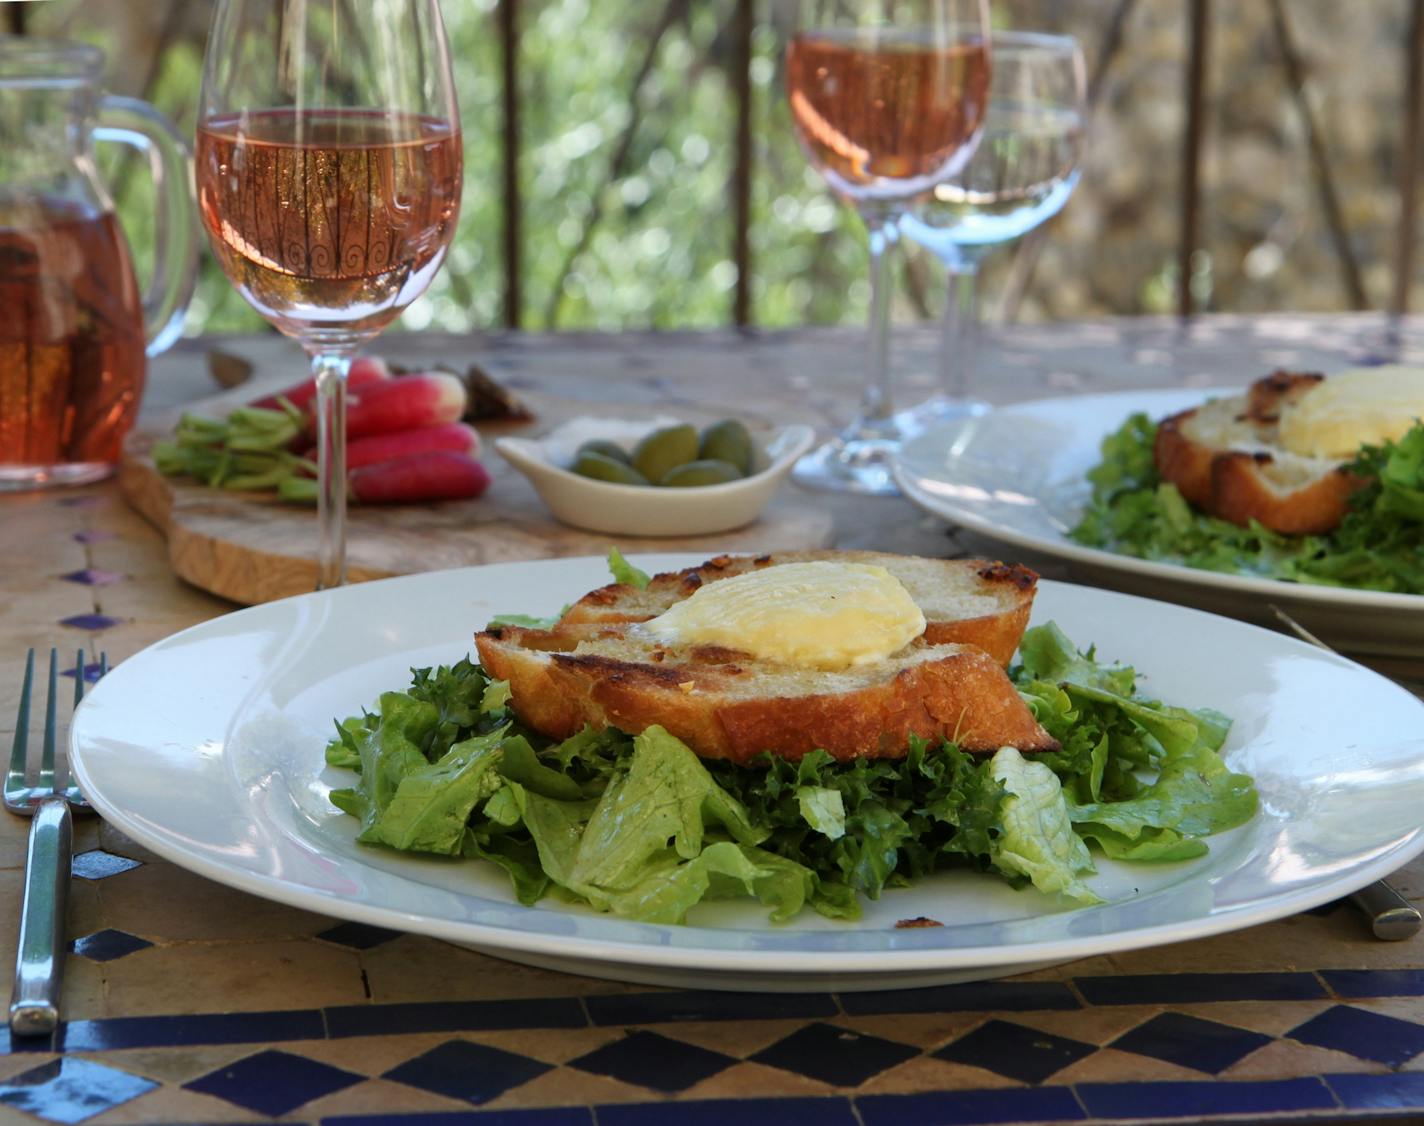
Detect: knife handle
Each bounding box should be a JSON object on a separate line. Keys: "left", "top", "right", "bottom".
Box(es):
{"left": 9, "top": 796, "right": 73, "bottom": 1036}
{"left": 1350, "top": 879, "right": 1422, "bottom": 942}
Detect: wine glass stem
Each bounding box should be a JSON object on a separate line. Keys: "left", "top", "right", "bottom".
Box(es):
{"left": 860, "top": 213, "right": 900, "bottom": 428}
{"left": 942, "top": 260, "right": 982, "bottom": 403}
{"left": 311, "top": 351, "right": 354, "bottom": 591}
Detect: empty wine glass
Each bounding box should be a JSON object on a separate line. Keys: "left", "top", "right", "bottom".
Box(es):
{"left": 787, "top": 0, "right": 991, "bottom": 494}
{"left": 900, "top": 31, "right": 1086, "bottom": 424}
{"left": 197, "top": 0, "right": 463, "bottom": 589}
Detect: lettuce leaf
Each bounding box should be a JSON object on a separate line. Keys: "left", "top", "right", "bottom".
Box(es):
{"left": 607, "top": 546, "right": 651, "bottom": 589}
{"left": 989, "top": 748, "right": 1101, "bottom": 904}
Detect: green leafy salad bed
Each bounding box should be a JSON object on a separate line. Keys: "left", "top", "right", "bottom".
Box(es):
{"left": 323, "top": 557, "right": 1259, "bottom": 926}
{"left": 1070, "top": 415, "right": 1424, "bottom": 594}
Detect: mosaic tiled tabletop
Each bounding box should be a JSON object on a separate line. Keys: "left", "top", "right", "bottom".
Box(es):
{"left": 2, "top": 319, "right": 1423, "bottom": 1126}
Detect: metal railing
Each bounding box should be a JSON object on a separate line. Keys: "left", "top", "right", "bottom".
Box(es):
{"left": 9, "top": 0, "right": 1424, "bottom": 329}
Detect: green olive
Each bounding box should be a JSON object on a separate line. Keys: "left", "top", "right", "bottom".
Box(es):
{"left": 572, "top": 450, "right": 649, "bottom": 485}
{"left": 576, "top": 439, "right": 631, "bottom": 464}
{"left": 631, "top": 424, "right": 699, "bottom": 484}
{"left": 698, "top": 419, "right": 755, "bottom": 476}
{"left": 660, "top": 459, "right": 743, "bottom": 487}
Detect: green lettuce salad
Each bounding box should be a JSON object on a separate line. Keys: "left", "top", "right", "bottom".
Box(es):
{"left": 323, "top": 556, "right": 1258, "bottom": 925}
{"left": 1070, "top": 415, "right": 1424, "bottom": 594}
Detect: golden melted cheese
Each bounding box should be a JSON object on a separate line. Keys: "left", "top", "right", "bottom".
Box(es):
{"left": 1278, "top": 365, "right": 1424, "bottom": 459}
{"left": 643, "top": 561, "right": 926, "bottom": 670}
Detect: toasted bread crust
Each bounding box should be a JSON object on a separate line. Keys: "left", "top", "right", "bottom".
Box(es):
{"left": 557, "top": 551, "right": 1037, "bottom": 667}
{"left": 475, "top": 625, "right": 1057, "bottom": 765}
{"left": 1207, "top": 452, "right": 1360, "bottom": 535}
{"left": 1153, "top": 370, "right": 1367, "bottom": 534}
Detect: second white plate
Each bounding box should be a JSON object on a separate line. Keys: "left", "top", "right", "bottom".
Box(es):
{"left": 892, "top": 388, "right": 1424, "bottom": 657}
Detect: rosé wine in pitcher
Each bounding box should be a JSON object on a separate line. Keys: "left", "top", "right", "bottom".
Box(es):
{"left": 0, "top": 199, "right": 146, "bottom": 480}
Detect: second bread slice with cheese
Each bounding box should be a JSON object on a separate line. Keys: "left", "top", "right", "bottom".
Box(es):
{"left": 1154, "top": 371, "right": 1367, "bottom": 535}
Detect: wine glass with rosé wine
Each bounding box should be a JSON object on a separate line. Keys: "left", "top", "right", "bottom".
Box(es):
{"left": 786, "top": 0, "right": 991, "bottom": 494}
{"left": 197, "top": 0, "right": 463, "bottom": 589}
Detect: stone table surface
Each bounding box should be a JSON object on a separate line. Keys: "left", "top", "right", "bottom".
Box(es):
{"left": 0, "top": 315, "right": 1421, "bottom": 1125}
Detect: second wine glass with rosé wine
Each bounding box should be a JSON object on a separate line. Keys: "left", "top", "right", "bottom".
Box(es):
{"left": 786, "top": 0, "right": 991, "bottom": 494}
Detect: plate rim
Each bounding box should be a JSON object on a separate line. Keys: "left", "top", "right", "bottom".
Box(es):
{"left": 69, "top": 555, "right": 1424, "bottom": 979}
{"left": 891, "top": 387, "right": 1424, "bottom": 613}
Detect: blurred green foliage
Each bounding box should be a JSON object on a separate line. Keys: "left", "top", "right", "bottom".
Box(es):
{"left": 14, "top": 1, "right": 1419, "bottom": 334}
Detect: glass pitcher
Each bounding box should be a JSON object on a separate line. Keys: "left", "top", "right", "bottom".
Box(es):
{"left": 0, "top": 37, "right": 199, "bottom": 490}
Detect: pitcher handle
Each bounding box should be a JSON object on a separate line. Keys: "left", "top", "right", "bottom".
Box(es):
{"left": 94, "top": 95, "right": 200, "bottom": 358}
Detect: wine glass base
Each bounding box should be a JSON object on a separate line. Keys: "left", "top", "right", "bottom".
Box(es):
{"left": 792, "top": 438, "right": 903, "bottom": 496}
{"left": 899, "top": 394, "right": 992, "bottom": 431}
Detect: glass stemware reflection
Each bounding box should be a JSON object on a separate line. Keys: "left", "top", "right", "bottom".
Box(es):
{"left": 786, "top": 0, "right": 991, "bottom": 495}
{"left": 900, "top": 31, "right": 1086, "bottom": 425}
{"left": 197, "top": 0, "right": 463, "bottom": 589}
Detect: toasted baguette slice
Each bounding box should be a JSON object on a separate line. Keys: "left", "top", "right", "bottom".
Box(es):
{"left": 475, "top": 624, "right": 1058, "bottom": 765}
{"left": 1154, "top": 371, "right": 1366, "bottom": 535}
{"left": 556, "top": 551, "right": 1038, "bottom": 667}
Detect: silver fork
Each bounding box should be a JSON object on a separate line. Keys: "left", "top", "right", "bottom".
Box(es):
{"left": 4, "top": 648, "right": 106, "bottom": 1036}
{"left": 1268, "top": 605, "right": 1422, "bottom": 942}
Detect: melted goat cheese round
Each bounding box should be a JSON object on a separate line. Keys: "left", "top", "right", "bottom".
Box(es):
{"left": 643, "top": 561, "right": 926, "bottom": 670}
{"left": 1278, "top": 365, "right": 1424, "bottom": 459}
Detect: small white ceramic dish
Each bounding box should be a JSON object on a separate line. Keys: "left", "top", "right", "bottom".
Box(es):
{"left": 494, "top": 419, "right": 816, "bottom": 537}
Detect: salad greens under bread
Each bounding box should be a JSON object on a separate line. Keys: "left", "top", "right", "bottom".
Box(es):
{"left": 322, "top": 553, "right": 1257, "bottom": 926}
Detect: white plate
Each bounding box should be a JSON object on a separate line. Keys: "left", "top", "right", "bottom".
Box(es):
{"left": 70, "top": 555, "right": 1424, "bottom": 992}
{"left": 892, "top": 389, "right": 1424, "bottom": 657}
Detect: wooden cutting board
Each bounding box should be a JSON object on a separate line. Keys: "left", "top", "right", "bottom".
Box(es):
{"left": 119, "top": 384, "right": 834, "bottom": 606}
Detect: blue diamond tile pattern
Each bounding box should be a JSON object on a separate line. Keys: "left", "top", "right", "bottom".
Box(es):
{"left": 316, "top": 921, "right": 402, "bottom": 949}
{"left": 59, "top": 568, "right": 124, "bottom": 587}
{"left": 58, "top": 613, "right": 122, "bottom": 632}
{"left": 383, "top": 1039, "right": 552, "bottom": 1105}
{"left": 0, "top": 1057, "right": 157, "bottom": 1125}
{"left": 750, "top": 1021, "right": 919, "bottom": 1088}
{"left": 326, "top": 997, "right": 584, "bottom": 1038}
{"left": 569, "top": 1030, "right": 736, "bottom": 1093}
{"left": 70, "top": 928, "right": 152, "bottom": 963}
{"left": 859, "top": 1087, "right": 1086, "bottom": 1126}
{"left": 70, "top": 850, "right": 142, "bottom": 881}
{"left": 586, "top": 989, "right": 837, "bottom": 1025}
{"left": 1320, "top": 968, "right": 1424, "bottom": 998}
{"left": 1075, "top": 972, "right": 1325, "bottom": 1005}
{"left": 326, "top": 1109, "right": 594, "bottom": 1126}
{"left": 600, "top": 1096, "right": 861, "bottom": 1126}
{"left": 842, "top": 980, "right": 1080, "bottom": 1016}
{"left": 1110, "top": 1012, "right": 1272, "bottom": 1074}
{"left": 935, "top": 1019, "right": 1095, "bottom": 1084}
{"left": 184, "top": 1049, "right": 362, "bottom": 1116}
{"left": 1077, "top": 1077, "right": 1334, "bottom": 1119}
{"left": 61, "top": 1010, "right": 324, "bottom": 1053}
{"left": 1327, "top": 1071, "right": 1424, "bottom": 1111}
{"left": 1288, "top": 1004, "right": 1424, "bottom": 1067}
{"left": 61, "top": 660, "right": 105, "bottom": 684}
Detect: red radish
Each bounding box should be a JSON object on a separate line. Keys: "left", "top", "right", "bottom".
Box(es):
{"left": 280, "top": 450, "right": 491, "bottom": 504}
{"left": 351, "top": 451, "right": 491, "bottom": 503}
{"left": 330, "top": 422, "right": 480, "bottom": 471}
{"left": 248, "top": 356, "right": 392, "bottom": 411}
{"left": 340, "top": 371, "right": 467, "bottom": 440}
